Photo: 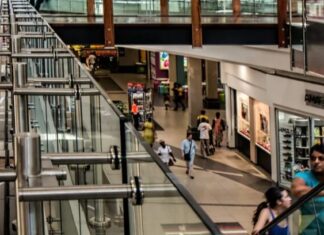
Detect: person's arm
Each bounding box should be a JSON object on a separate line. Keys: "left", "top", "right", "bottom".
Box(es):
{"left": 168, "top": 146, "right": 176, "bottom": 161}
{"left": 252, "top": 209, "right": 269, "bottom": 235}
{"left": 180, "top": 141, "right": 185, "bottom": 159}
{"left": 292, "top": 176, "right": 324, "bottom": 197}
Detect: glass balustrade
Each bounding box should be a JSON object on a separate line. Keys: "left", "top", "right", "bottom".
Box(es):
{"left": 37, "top": 0, "right": 278, "bottom": 16}
{"left": 1, "top": 0, "right": 219, "bottom": 234}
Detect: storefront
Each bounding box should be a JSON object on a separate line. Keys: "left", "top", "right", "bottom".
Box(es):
{"left": 222, "top": 62, "right": 324, "bottom": 182}
{"left": 276, "top": 109, "right": 324, "bottom": 187}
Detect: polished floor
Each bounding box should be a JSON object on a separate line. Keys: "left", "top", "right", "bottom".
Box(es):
{"left": 96, "top": 71, "right": 274, "bottom": 233}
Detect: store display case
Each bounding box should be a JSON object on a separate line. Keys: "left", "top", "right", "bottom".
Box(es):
{"left": 276, "top": 110, "right": 323, "bottom": 187}
{"left": 254, "top": 101, "right": 271, "bottom": 153}
{"left": 306, "top": 0, "right": 324, "bottom": 20}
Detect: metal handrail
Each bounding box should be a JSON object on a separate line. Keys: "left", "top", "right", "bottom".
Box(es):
{"left": 260, "top": 181, "right": 324, "bottom": 234}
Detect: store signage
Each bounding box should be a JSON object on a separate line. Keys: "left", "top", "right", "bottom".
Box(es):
{"left": 305, "top": 90, "right": 324, "bottom": 109}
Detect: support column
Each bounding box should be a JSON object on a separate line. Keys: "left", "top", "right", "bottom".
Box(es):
{"left": 191, "top": 0, "right": 202, "bottom": 47}
{"left": 232, "top": 0, "right": 240, "bottom": 17}
{"left": 277, "top": 0, "right": 287, "bottom": 47}
{"left": 87, "top": 0, "right": 95, "bottom": 16}
{"left": 225, "top": 85, "right": 235, "bottom": 148}
{"left": 188, "top": 58, "right": 203, "bottom": 127}
{"left": 160, "top": 0, "right": 168, "bottom": 16}
{"left": 16, "top": 133, "right": 44, "bottom": 235}
{"left": 249, "top": 98, "right": 257, "bottom": 163}
{"left": 205, "top": 60, "right": 218, "bottom": 99}
{"left": 103, "top": 0, "right": 115, "bottom": 47}
{"left": 169, "top": 54, "right": 177, "bottom": 85}
{"left": 176, "top": 56, "right": 186, "bottom": 85}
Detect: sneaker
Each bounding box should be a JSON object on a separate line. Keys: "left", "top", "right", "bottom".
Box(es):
{"left": 283, "top": 140, "right": 292, "bottom": 144}
{"left": 283, "top": 146, "right": 292, "bottom": 150}
{"left": 190, "top": 176, "right": 194, "bottom": 179}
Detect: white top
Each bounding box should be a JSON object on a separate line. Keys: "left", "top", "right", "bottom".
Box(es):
{"left": 157, "top": 145, "right": 172, "bottom": 163}
{"left": 198, "top": 122, "right": 212, "bottom": 139}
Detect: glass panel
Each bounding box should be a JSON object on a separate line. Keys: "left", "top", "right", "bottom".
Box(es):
{"left": 277, "top": 110, "right": 310, "bottom": 187}
{"left": 41, "top": 0, "right": 87, "bottom": 14}
{"left": 241, "top": 0, "right": 277, "bottom": 15}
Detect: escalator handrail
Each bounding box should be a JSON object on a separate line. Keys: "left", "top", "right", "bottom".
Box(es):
{"left": 259, "top": 181, "right": 324, "bottom": 234}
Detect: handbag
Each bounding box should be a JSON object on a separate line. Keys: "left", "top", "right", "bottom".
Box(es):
{"left": 184, "top": 140, "right": 192, "bottom": 161}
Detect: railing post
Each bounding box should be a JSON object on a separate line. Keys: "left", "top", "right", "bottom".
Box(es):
{"left": 15, "top": 132, "right": 44, "bottom": 235}
{"left": 13, "top": 62, "right": 29, "bottom": 132}
{"left": 120, "top": 116, "right": 130, "bottom": 234}
{"left": 89, "top": 95, "right": 111, "bottom": 232}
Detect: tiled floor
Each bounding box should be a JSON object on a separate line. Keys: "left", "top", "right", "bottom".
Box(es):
{"left": 98, "top": 72, "right": 274, "bottom": 233}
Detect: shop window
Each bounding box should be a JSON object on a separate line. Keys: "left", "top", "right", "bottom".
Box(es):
{"left": 254, "top": 101, "right": 271, "bottom": 153}
{"left": 236, "top": 92, "right": 250, "bottom": 139}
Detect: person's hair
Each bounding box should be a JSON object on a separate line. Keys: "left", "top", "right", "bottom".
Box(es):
{"left": 147, "top": 117, "right": 152, "bottom": 122}
{"left": 186, "top": 132, "right": 192, "bottom": 138}
{"left": 216, "top": 112, "right": 220, "bottom": 118}
{"left": 201, "top": 117, "right": 207, "bottom": 123}
{"left": 252, "top": 187, "right": 285, "bottom": 225}
{"left": 310, "top": 144, "right": 324, "bottom": 156}
{"left": 201, "top": 110, "right": 206, "bottom": 115}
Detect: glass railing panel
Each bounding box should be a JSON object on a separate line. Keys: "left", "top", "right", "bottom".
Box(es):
{"left": 40, "top": 0, "right": 87, "bottom": 14}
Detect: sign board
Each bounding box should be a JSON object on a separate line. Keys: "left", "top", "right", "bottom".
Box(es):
{"left": 305, "top": 90, "right": 324, "bottom": 109}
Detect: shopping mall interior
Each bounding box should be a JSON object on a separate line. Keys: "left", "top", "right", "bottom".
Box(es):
{"left": 0, "top": 0, "right": 324, "bottom": 234}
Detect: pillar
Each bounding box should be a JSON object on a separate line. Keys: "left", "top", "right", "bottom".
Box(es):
{"left": 225, "top": 85, "right": 235, "bottom": 148}
{"left": 188, "top": 58, "right": 203, "bottom": 127}
{"left": 103, "top": 0, "right": 115, "bottom": 47}
{"left": 87, "top": 0, "right": 95, "bottom": 16}
{"left": 232, "top": 0, "right": 240, "bottom": 17}
{"left": 168, "top": 54, "right": 177, "bottom": 97}
{"left": 176, "top": 56, "right": 186, "bottom": 85}
{"left": 205, "top": 60, "right": 218, "bottom": 99}
{"left": 249, "top": 97, "right": 257, "bottom": 163}
{"left": 191, "top": 0, "right": 202, "bottom": 47}
{"left": 277, "top": 0, "right": 287, "bottom": 47}
{"left": 160, "top": 0, "right": 169, "bottom": 16}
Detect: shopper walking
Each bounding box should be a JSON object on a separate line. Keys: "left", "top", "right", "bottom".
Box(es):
{"left": 143, "top": 117, "right": 155, "bottom": 147}
{"left": 252, "top": 187, "right": 292, "bottom": 235}
{"left": 131, "top": 100, "right": 140, "bottom": 130}
{"left": 291, "top": 143, "right": 324, "bottom": 235}
{"left": 172, "top": 83, "right": 185, "bottom": 111}
{"left": 181, "top": 132, "right": 197, "bottom": 179}
{"left": 197, "top": 118, "right": 212, "bottom": 158}
{"left": 212, "top": 112, "right": 225, "bottom": 147}
{"left": 197, "top": 110, "right": 209, "bottom": 127}
{"left": 157, "top": 140, "right": 176, "bottom": 165}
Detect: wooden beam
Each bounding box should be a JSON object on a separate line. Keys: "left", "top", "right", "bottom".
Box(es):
{"left": 87, "top": 0, "right": 95, "bottom": 16}
{"left": 160, "top": 0, "right": 169, "bottom": 16}
{"left": 103, "top": 0, "right": 115, "bottom": 47}
{"left": 232, "top": 0, "right": 240, "bottom": 17}
{"left": 277, "top": 0, "right": 287, "bottom": 47}
{"left": 191, "top": 0, "right": 202, "bottom": 47}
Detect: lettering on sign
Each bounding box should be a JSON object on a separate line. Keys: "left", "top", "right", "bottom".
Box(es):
{"left": 305, "top": 90, "right": 324, "bottom": 109}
